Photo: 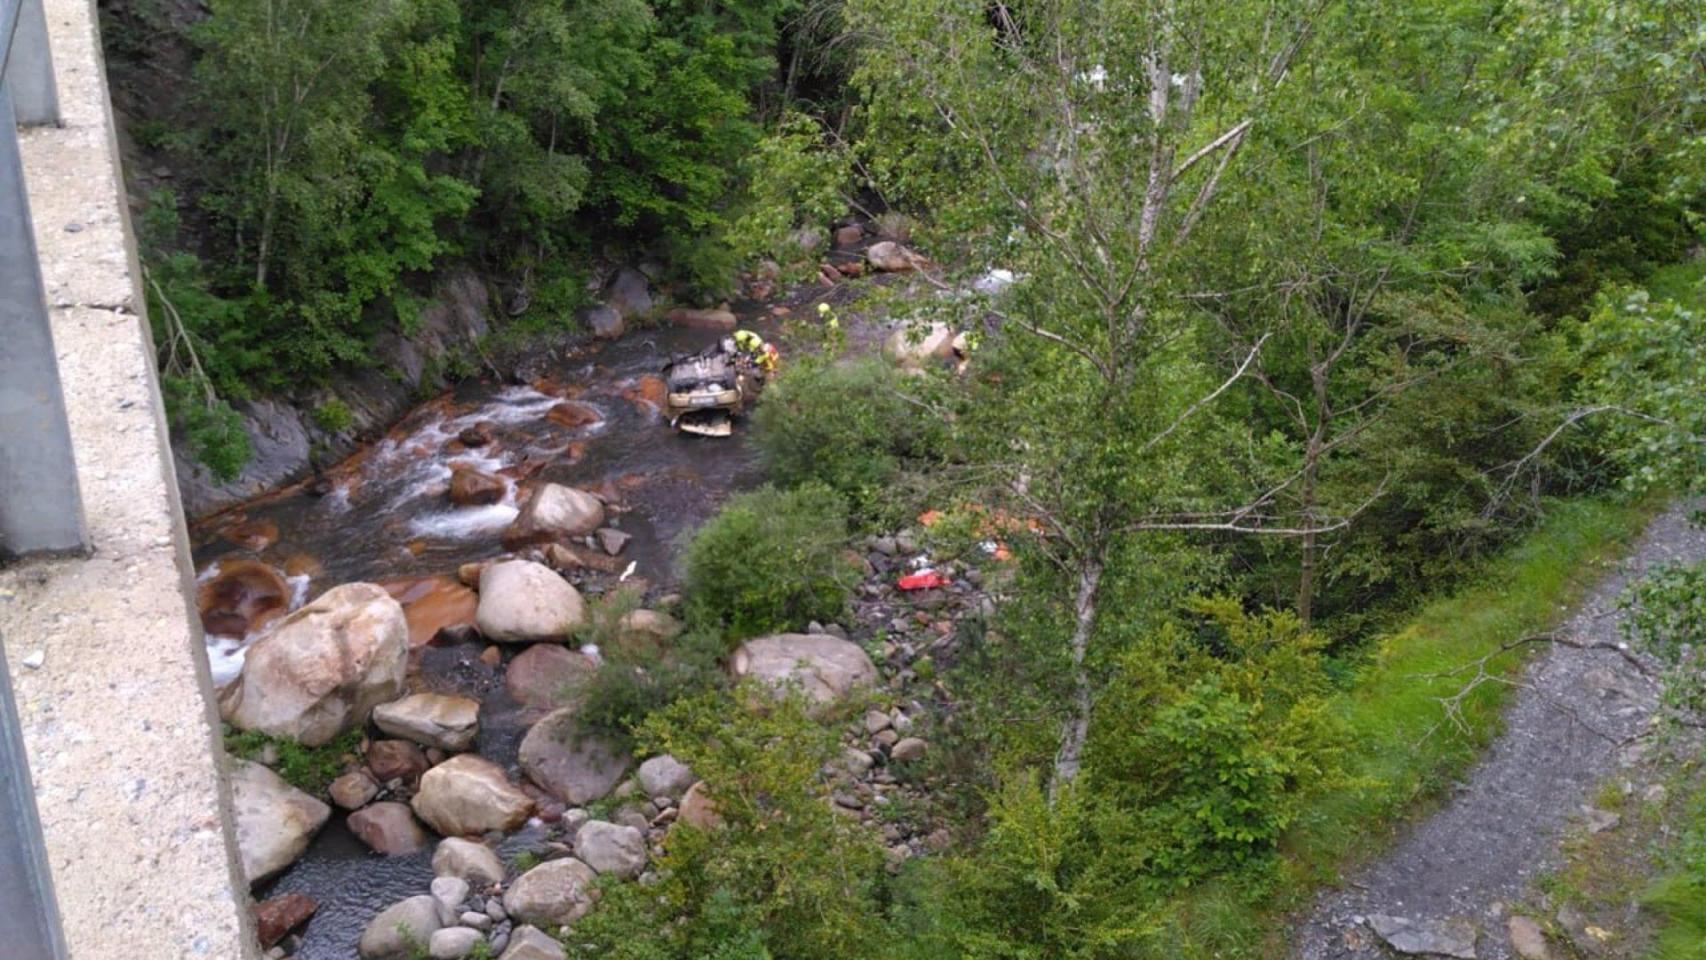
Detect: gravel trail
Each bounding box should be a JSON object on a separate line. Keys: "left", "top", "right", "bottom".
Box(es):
{"left": 1291, "top": 501, "right": 1706, "bottom": 960}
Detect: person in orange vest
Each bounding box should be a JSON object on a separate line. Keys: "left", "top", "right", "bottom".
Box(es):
{"left": 733, "top": 329, "right": 780, "bottom": 375}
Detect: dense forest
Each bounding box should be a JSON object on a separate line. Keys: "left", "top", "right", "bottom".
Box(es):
{"left": 106, "top": 0, "right": 1706, "bottom": 957}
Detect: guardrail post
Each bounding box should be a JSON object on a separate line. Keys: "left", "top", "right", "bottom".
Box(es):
{"left": 0, "top": 639, "right": 70, "bottom": 960}
{"left": 0, "top": 84, "right": 85, "bottom": 558}
{"left": 3, "top": 0, "right": 59, "bottom": 126}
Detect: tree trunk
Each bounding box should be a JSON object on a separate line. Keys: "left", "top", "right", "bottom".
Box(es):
{"left": 1051, "top": 558, "right": 1104, "bottom": 798}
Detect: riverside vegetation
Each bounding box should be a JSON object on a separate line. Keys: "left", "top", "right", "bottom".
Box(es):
{"left": 102, "top": 0, "right": 1706, "bottom": 958}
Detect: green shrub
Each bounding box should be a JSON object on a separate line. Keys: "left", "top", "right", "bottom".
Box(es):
{"left": 682, "top": 483, "right": 856, "bottom": 640}
{"left": 753, "top": 356, "right": 943, "bottom": 522}
{"left": 566, "top": 688, "right": 888, "bottom": 960}
{"left": 575, "top": 590, "right": 729, "bottom": 746}
{"left": 1621, "top": 559, "right": 1706, "bottom": 715}
{"left": 311, "top": 397, "right": 354, "bottom": 432}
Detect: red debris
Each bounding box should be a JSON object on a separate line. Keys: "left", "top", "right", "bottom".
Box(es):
{"left": 897, "top": 571, "right": 951, "bottom": 591}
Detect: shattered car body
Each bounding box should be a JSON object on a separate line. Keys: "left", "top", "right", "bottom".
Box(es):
{"left": 662, "top": 349, "right": 746, "bottom": 437}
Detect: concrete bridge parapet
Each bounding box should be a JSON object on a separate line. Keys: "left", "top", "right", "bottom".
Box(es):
{"left": 0, "top": 0, "right": 257, "bottom": 957}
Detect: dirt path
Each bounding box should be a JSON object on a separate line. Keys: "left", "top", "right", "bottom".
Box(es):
{"left": 1291, "top": 501, "right": 1706, "bottom": 960}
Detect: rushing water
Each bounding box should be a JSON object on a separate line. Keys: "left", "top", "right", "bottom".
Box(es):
{"left": 193, "top": 307, "right": 788, "bottom": 958}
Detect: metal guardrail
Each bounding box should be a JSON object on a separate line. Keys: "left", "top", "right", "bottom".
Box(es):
{"left": 1, "top": 0, "right": 75, "bottom": 957}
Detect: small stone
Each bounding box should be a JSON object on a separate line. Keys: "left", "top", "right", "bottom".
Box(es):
{"left": 21, "top": 649, "right": 44, "bottom": 669}
{"left": 432, "top": 838, "right": 506, "bottom": 887}
{"left": 432, "top": 875, "right": 472, "bottom": 912}
{"left": 1507, "top": 915, "right": 1551, "bottom": 960}
{"left": 1583, "top": 807, "right": 1620, "bottom": 833}
{"left": 429, "top": 926, "right": 484, "bottom": 959}
{"left": 330, "top": 770, "right": 380, "bottom": 810}
{"left": 574, "top": 820, "right": 648, "bottom": 879}
{"left": 486, "top": 899, "right": 507, "bottom": 922}
{"left": 349, "top": 801, "right": 430, "bottom": 855}
{"left": 596, "top": 528, "right": 631, "bottom": 556}
{"left": 637, "top": 755, "right": 695, "bottom": 800}
{"left": 253, "top": 893, "right": 318, "bottom": 948}
{"left": 460, "top": 911, "right": 493, "bottom": 931}
{"left": 497, "top": 925, "right": 564, "bottom": 960}
{"left": 1366, "top": 914, "right": 1478, "bottom": 959}
{"left": 864, "top": 709, "right": 892, "bottom": 735}
{"left": 359, "top": 895, "right": 442, "bottom": 959}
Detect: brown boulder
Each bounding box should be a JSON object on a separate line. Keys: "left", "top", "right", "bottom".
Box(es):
{"left": 380, "top": 575, "right": 478, "bottom": 648}
{"left": 411, "top": 754, "right": 534, "bottom": 837}
{"left": 367, "top": 739, "right": 430, "bottom": 785}
{"left": 834, "top": 223, "right": 865, "bottom": 247}
{"left": 449, "top": 465, "right": 507, "bottom": 506}
{"left": 504, "top": 644, "right": 596, "bottom": 716}
{"left": 457, "top": 422, "right": 494, "bottom": 447}
{"left": 677, "top": 781, "right": 723, "bottom": 830}
{"left": 348, "top": 801, "right": 431, "bottom": 855}
{"left": 545, "top": 402, "right": 602, "bottom": 430}
{"left": 253, "top": 893, "right": 318, "bottom": 949}
{"left": 198, "top": 559, "right": 292, "bottom": 637}
{"left": 519, "top": 708, "right": 631, "bottom": 805}
{"left": 329, "top": 769, "right": 379, "bottom": 810}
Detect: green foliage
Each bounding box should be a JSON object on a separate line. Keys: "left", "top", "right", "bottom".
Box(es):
{"left": 1644, "top": 772, "right": 1706, "bottom": 960}
{"left": 681, "top": 483, "right": 856, "bottom": 639}
{"left": 574, "top": 590, "right": 728, "bottom": 746}
{"left": 752, "top": 356, "right": 943, "bottom": 522}
{"left": 222, "top": 726, "right": 362, "bottom": 795}
{"left": 311, "top": 397, "right": 355, "bottom": 432}
{"left": 1621, "top": 559, "right": 1706, "bottom": 716}
{"left": 727, "top": 112, "right": 854, "bottom": 270}
{"left": 566, "top": 688, "right": 887, "bottom": 960}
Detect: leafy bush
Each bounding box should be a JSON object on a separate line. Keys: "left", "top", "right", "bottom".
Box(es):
{"left": 1620, "top": 559, "right": 1706, "bottom": 715}
{"left": 566, "top": 688, "right": 888, "bottom": 960}
{"left": 312, "top": 397, "right": 354, "bottom": 432}
{"left": 574, "top": 590, "right": 729, "bottom": 746}
{"left": 753, "top": 356, "right": 944, "bottom": 522}
{"left": 681, "top": 483, "right": 857, "bottom": 640}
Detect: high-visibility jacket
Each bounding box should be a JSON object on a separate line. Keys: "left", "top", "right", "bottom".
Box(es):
{"left": 733, "top": 329, "right": 765, "bottom": 354}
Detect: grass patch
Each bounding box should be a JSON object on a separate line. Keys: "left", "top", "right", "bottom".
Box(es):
{"left": 223, "top": 726, "right": 362, "bottom": 795}
{"left": 1150, "top": 495, "right": 1658, "bottom": 958}
{"left": 1644, "top": 764, "right": 1706, "bottom": 960}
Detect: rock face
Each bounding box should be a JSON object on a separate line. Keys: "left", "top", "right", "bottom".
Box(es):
{"left": 507, "top": 483, "right": 606, "bottom": 545}
{"left": 374, "top": 693, "right": 482, "bottom": 751}
{"left": 1367, "top": 915, "right": 1478, "bottom": 959}
{"left": 504, "top": 643, "right": 596, "bottom": 715}
{"left": 729, "top": 633, "right": 879, "bottom": 705}
{"left": 230, "top": 759, "right": 331, "bottom": 886}
{"left": 450, "top": 465, "right": 507, "bottom": 506}
{"left": 253, "top": 892, "right": 318, "bottom": 948}
{"left": 349, "top": 801, "right": 430, "bottom": 855}
{"left": 412, "top": 754, "right": 535, "bottom": 836}
{"left": 866, "top": 240, "right": 920, "bottom": 272}
{"left": 637, "top": 754, "right": 695, "bottom": 800}
{"left": 219, "top": 583, "right": 409, "bottom": 746}
{"left": 359, "top": 895, "right": 443, "bottom": 959}
{"left": 503, "top": 858, "right": 599, "bottom": 928}
{"left": 198, "top": 559, "right": 293, "bottom": 637}
{"left": 475, "top": 560, "right": 587, "bottom": 642}
{"left": 666, "top": 306, "right": 738, "bottom": 330}
{"left": 519, "top": 708, "right": 632, "bottom": 805}
{"left": 432, "top": 837, "right": 506, "bottom": 886}
{"left": 882, "top": 321, "right": 955, "bottom": 368}
{"left": 499, "top": 926, "right": 565, "bottom": 960}
{"left": 575, "top": 820, "right": 648, "bottom": 879}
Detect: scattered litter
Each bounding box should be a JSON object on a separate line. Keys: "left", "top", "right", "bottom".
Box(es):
{"left": 618, "top": 560, "right": 637, "bottom": 582}
{"left": 918, "top": 509, "right": 945, "bottom": 527}
{"left": 21, "top": 649, "right": 45, "bottom": 669}
{"left": 897, "top": 571, "right": 951, "bottom": 591}
{"left": 580, "top": 643, "right": 603, "bottom": 666}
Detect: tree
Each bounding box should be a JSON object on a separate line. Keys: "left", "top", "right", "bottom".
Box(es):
{"left": 851, "top": 0, "right": 1340, "bottom": 789}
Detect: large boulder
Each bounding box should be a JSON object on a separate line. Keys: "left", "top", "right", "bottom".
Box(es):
{"left": 230, "top": 759, "right": 331, "bottom": 886}
{"left": 348, "top": 801, "right": 430, "bottom": 855}
{"left": 866, "top": 240, "right": 920, "bottom": 273}
{"left": 502, "top": 858, "right": 599, "bottom": 928}
{"left": 475, "top": 560, "right": 587, "bottom": 643}
{"left": 603, "top": 267, "right": 653, "bottom": 320}
{"left": 374, "top": 693, "right": 481, "bottom": 751}
{"left": 449, "top": 465, "right": 507, "bottom": 506}
{"left": 432, "top": 837, "right": 506, "bottom": 887}
{"left": 504, "top": 644, "right": 596, "bottom": 716}
{"left": 359, "top": 895, "right": 443, "bottom": 959}
{"left": 574, "top": 820, "right": 647, "bottom": 879}
{"left": 198, "top": 559, "right": 292, "bottom": 637}
{"left": 577, "top": 304, "right": 625, "bottom": 340}
{"left": 881, "top": 321, "right": 955, "bottom": 369}
{"left": 499, "top": 926, "right": 565, "bottom": 960}
{"left": 506, "top": 483, "right": 605, "bottom": 546}
{"left": 218, "top": 583, "right": 408, "bottom": 746}
{"left": 637, "top": 754, "right": 695, "bottom": 800}
{"left": 411, "top": 754, "right": 534, "bottom": 836}
{"left": 666, "top": 306, "right": 737, "bottom": 331}
{"left": 518, "top": 708, "right": 631, "bottom": 805}
{"left": 729, "top": 633, "right": 879, "bottom": 706}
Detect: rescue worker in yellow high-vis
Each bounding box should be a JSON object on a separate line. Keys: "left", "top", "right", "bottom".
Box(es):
{"left": 732, "top": 328, "right": 780, "bottom": 375}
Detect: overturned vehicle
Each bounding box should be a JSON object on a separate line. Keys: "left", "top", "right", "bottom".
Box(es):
{"left": 662, "top": 345, "right": 748, "bottom": 437}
